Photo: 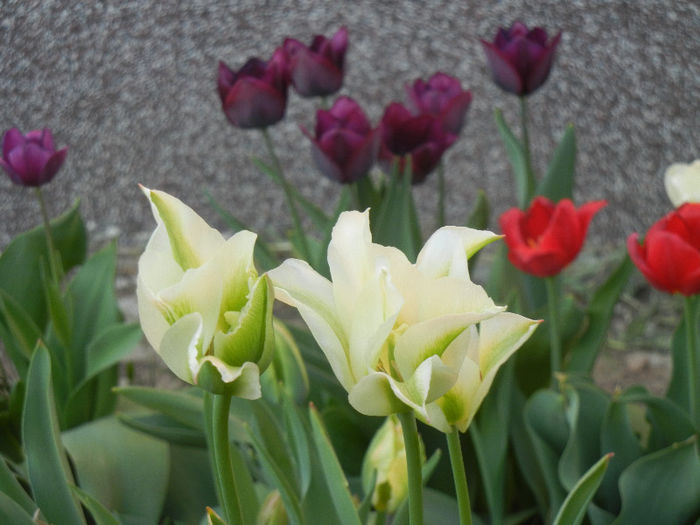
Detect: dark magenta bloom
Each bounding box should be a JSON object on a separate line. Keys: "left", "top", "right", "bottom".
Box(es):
{"left": 302, "top": 96, "right": 379, "bottom": 184}
{"left": 218, "top": 48, "right": 288, "bottom": 129}
{"left": 628, "top": 203, "right": 700, "bottom": 296}
{"left": 379, "top": 102, "right": 456, "bottom": 184}
{"left": 0, "top": 128, "right": 67, "bottom": 187}
{"left": 405, "top": 73, "right": 472, "bottom": 135}
{"left": 283, "top": 27, "right": 348, "bottom": 98}
{"left": 481, "top": 22, "right": 561, "bottom": 96}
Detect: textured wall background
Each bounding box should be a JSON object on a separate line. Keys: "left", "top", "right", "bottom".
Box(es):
{"left": 0, "top": 0, "right": 698, "bottom": 251}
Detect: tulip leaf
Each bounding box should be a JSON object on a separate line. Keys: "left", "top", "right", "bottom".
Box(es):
{"left": 666, "top": 295, "right": 700, "bottom": 413}
{"left": 613, "top": 437, "right": 700, "bottom": 524}
{"left": 308, "top": 404, "right": 362, "bottom": 525}
{"left": 22, "top": 343, "right": 86, "bottom": 525}
{"left": 70, "top": 484, "right": 122, "bottom": 525}
{"left": 283, "top": 395, "right": 313, "bottom": 497}
{"left": 552, "top": 453, "right": 612, "bottom": 525}
{"left": 536, "top": 124, "right": 576, "bottom": 202}
{"left": 0, "top": 457, "right": 35, "bottom": 515}
{"left": 567, "top": 253, "right": 634, "bottom": 374}
{"left": 393, "top": 487, "right": 465, "bottom": 525}
{"left": 162, "top": 444, "right": 217, "bottom": 524}
{"left": 62, "top": 415, "right": 169, "bottom": 523}
{"left": 0, "top": 200, "right": 86, "bottom": 327}
{"left": 41, "top": 262, "right": 72, "bottom": 350}
{"left": 118, "top": 412, "right": 207, "bottom": 447}
{"left": 0, "top": 289, "right": 41, "bottom": 379}
{"left": 115, "top": 386, "right": 206, "bottom": 431}
{"left": 494, "top": 109, "right": 530, "bottom": 208}
{"left": 0, "top": 492, "right": 35, "bottom": 525}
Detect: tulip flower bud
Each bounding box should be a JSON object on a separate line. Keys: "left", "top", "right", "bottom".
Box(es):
{"left": 0, "top": 128, "right": 67, "bottom": 187}
{"left": 664, "top": 160, "right": 700, "bottom": 208}
{"left": 481, "top": 22, "right": 561, "bottom": 96}
{"left": 137, "top": 187, "right": 275, "bottom": 397}
{"left": 283, "top": 27, "right": 348, "bottom": 98}
{"left": 405, "top": 73, "right": 472, "bottom": 135}
{"left": 218, "top": 48, "right": 289, "bottom": 129}
{"left": 361, "top": 415, "right": 415, "bottom": 513}
{"left": 302, "top": 96, "right": 379, "bottom": 184}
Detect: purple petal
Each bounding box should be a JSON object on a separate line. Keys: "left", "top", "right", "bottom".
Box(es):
{"left": 23, "top": 142, "right": 52, "bottom": 182}
{"left": 481, "top": 40, "right": 524, "bottom": 95}
{"left": 224, "top": 78, "right": 286, "bottom": 128}
{"left": 217, "top": 61, "right": 236, "bottom": 104}
{"left": 40, "top": 147, "right": 68, "bottom": 184}
{"left": 524, "top": 31, "right": 561, "bottom": 94}
{"left": 0, "top": 158, "right": 23, "bottom": 185}
{"left": 2, "top": 128, "right": 25, "bottom": 159}
{"left": 527, "top": 27, "right": 548, "bottom": 46}
{"left": 39, "top": 128, "right": 55, "bottom": 150}
{"left": 310, "top": 140, "right": 344, "bottom": 183}
{"left": 329, "top": 26, "right": 349, "bottom": 66}
{"left": 440, "top": 90, "right": 472, "bottom": 135}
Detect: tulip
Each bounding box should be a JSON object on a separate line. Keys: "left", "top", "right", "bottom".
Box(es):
{"left": 218, "top": 48, "right": 288, "bottom": 129}
{"left": 379, "top": 102, "right": 456, "bottom": 184}
{"left": 136, "top": 187, "right": 275, "bottom": 397}
{"left": 0, "top": 128, "right": 67, "bottom": 187}
{"left": 361, "top": 415, "right": 414, "bottom": 513}
{"left": 302, "top": 96, "right": 379, "bottom": 184}
{"left": 665, "top": 160, "right": 700, "bottom": 208}
{"left": 499, "top": 196, "right": 607, "bottom": 278}
{"left": 269, "top": 210, "right": 535, "bottom": 427}
{"left": 283, "top": 27, "right": 348, "bottom": 98}
{"left": 628, "top": 203, "right": 700, "bottom": 296}
{"left": 405, "top": 73, "right": 472, "bottom": 135}
{"left": 481, "top": 21, "right": 562, "bottom": 96}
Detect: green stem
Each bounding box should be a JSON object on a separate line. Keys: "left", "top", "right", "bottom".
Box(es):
{"left": 203, "top": 393, "right": 224, "bottom": 512}
{"left": 397, "top": 411, "right": 423, "bottom": 525}
{"left": 447, "top": 429, "right": 472, "bottom": 525}
{"left": 545, "top": 277, "right": 561, "bottom": 387}
{"left": 210, "top": 393, "right": 242, "bottom": 525}
{"left": 683, "top": 297, "right": 699, "bottom": 428}
{"left": 261, "top": 129, "right": 311, "bottom": 262}
{"left": 437, "top": 162, "right": 446, "bottom": 227}
{"left": 519, "top": 96, "right": 536, "bottom": 206}
{"left": 34, "top": 187, "right": 60, "bottom": 283}
{"left": 374, "top": 510, "right": 386, "bottom": 525}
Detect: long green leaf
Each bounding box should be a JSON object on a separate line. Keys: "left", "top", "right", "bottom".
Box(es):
{"left": 0, "top": 290, "right": 41, "bottom": 379}
{"left": 118, "top": 412, "right": 207, "bottom": 447}
{"left": 114, "top": 386, "right": 205, "bottom": 432}
{"left": 0, "top": 491, "right": 35, "bottom": 525}
{"left": 552, "top": 453, "right": 612, "bottom": 525}
{"left": 536, "top": 125, "right": 576, "bottom": 201}
{"left": 71, "top": 485, "right": 122, "bottom": 525}
{"left": 0, "top": 458, "right": 35, "bottom": 514}
{"left": 494, "top": 109, "right": 529, "bottom": 208}
{"left": 373, "top": 161, "right": 418, "bottom": 261}
{"left": 308, "top": 405, "right": 361, "bottom": 525}
{"left": 567, "top": 254, "right": 634, "bottom": 373}
{"left": 22, "top": 344, "right": 85, "bottom": 525}
{"left": 666, "top": 295, "right": 700, "bottom": 412}
{"left": 283, "top": 395, "right": 312, "bottom": 497}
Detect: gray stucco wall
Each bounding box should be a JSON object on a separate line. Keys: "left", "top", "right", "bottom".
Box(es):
{"left": 1, "top": 1, "right": 698, "bottom": 251}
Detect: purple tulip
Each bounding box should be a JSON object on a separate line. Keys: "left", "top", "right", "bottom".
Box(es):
{"left": 405, "top": 73, "right": 472, "bottom": 135}
{"left": 302, "top": 96, "right": 379, "bottom": 184}
{"left": 0, "top": 128, "right": 67, "bottom": 187}
{"left": 218, "top": 48, "right": 289, "bottom": 129}
{"left": 481, "top": 22, "right": 561, "bottom": 96}
{"left": 379, "top": 102, "right": 456, "bottom": 184}
{"left": 283, "top": 27, "right": 348, "bottom": 98}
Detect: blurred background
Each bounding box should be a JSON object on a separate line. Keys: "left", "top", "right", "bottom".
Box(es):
{"left": 0, "top": 0, "right": 698, "bottom": 249}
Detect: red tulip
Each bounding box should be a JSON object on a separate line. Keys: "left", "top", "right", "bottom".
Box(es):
{"left": 283, "top": 27, "right": 348, "bottom": 98}
{"left": 218, "top": 48, "right": 288, "bottom": 129}
{"left": 500, "top": 197, "right": 606, "bottom": 277}
{"left": 405, "top": 73, "right": 472, "bottom": 135}
{"left": 481, "top": 22, "right": 561, "bottom": 96}
{"left": 379, "top": 102, "right": 456, "bottom": 184}
{"left": 302, "top": 96, "right": 379, "bottom": 184}
{"left": 628, "top": 203, "right": 700, "bottom": 296}
{"left": 0, "top": 128, "right": 67, "bottom": 187}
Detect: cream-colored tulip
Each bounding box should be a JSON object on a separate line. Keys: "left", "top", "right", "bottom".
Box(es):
{"left": 665, "top": 160, "right": 700, "bottom": 207}
{"left": 269, "top": 210, "right": 532, "bottom": 428}
{"left": 136, "top": 187, "right": 274, "bottom": 397}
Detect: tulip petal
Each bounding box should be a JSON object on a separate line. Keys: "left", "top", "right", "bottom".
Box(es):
{"left": 144, "top": 187, "right": 225, "bottom": 271}
{"left": 481, "top": 41, "right": 524, "bottom": 95}
{"left": 195, "top": 357, "right": 261, "bottom": 399}
{"left": 349, "top": 372, "right": 409, "bottom": 416}
{"left": 157, "top": 312, "right": 204, "bottom": 384}
{"left": 525, "top": 32, "right": 561, "bottom": 94}
{"left": 269, "top": 258, "right": 354, "bottom": 390}
{"left": 2, "top": 128, "right": 24, "bottom": 159}
{"left": 216, "top": 230, "right": 258, "bottom": 317}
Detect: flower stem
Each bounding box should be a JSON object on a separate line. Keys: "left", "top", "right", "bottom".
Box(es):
{"left": 545, "top": 276, "right": 561, "bottom": 387}
{"left": 261, "top": 129, "right": 311, "bottom": 262}
{"left": 447, "top": 428, "right": 472, "bottom": 525}
{"left": 519, "top": 96, "right": 536, "bottom": 206}
{"left": 397, "top": 411, "right": 423, "bottom": 525}
{"left": 437, "top": 161, "right": 446, "bottom": 227}
{"left": 209, "top": 392, "right": 242, "bottom": 525}
{"left": 683, "top": 296, "right": 699, "bottom": 427}
{"left": 34, "top": 187, "right": 60, "bottom": 284}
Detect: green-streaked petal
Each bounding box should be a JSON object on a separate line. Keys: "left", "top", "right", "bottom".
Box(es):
{"left": 348, "top": 372, "right": 408, "bottom": 416}
{"left": 157, "top": 312, "right": 204, "bottom": 384}
{"left": 269, "top": 258, "right": 353, "bottom": 390}
{"left": 327, "top": 209, "right": 374, "bottom": 333}
{"left": 136, "top": 273, "right": 171, "bottom": 354}
{"left": 194, "top": 357, "right": 261, "bottom": 399}
{"left": 393, "top": 314, "right": 478, "bottom": 381}
{"left": 401, "top": 354, "right": 458, "bottom": 406}
{"left": 478, "top": 312, "right": 540, "bottom": 376}
{"left": 216, "top": 230, "right": 258, "bottom": 319}
{"left": 417, "top": 226, "right": 501, "bottom": 280}
{"left": 144, "top": 187, "right": 224, "bottom": 271}
{"left": 431, "top": 356, "right": 481, "bottom": 432}
{"left": 213, "top": 275, "right": 273, "bottom": 368}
